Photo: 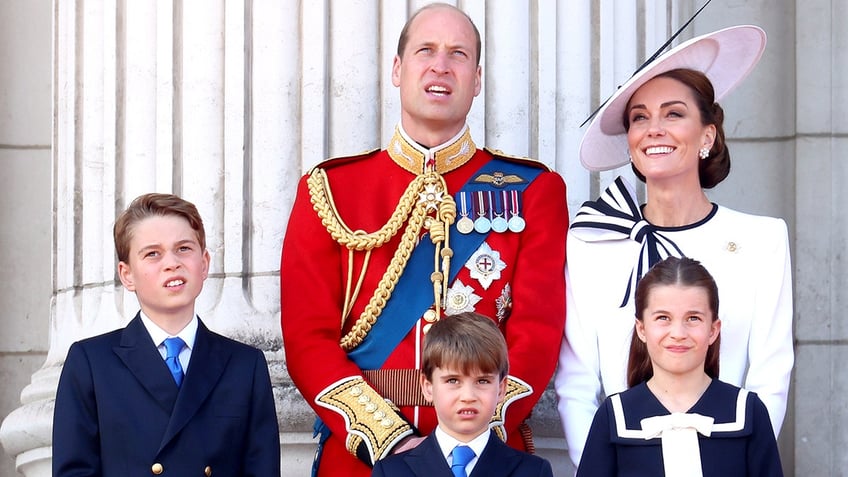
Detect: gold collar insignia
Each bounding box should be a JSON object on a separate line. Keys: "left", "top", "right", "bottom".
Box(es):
{"left": 388, "top": 125, "right": 477, "bottom": 175}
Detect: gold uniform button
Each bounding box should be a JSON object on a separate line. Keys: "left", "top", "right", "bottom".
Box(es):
{"left": 205, "top": 466, "right": 212, "bottom": 476}
{"left": 423, "top": 309, "right": 438, "bottom": 323}
{"left": 151, "top": 462, "right": 163, "bottom": 474}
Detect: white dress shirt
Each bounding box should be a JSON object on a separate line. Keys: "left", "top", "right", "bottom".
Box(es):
{"left": 140, "top": 311, "right": 198, "bottom": 373}
{"left": 434, "top": 425, "right": 491, "bottom": 475}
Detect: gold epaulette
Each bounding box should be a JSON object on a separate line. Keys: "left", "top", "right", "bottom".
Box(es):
{"left": 484, "top": 147, "right": 553, "bottom": 172}
{"left": 490, "top": 375, "right": 533, "bottom": 441}
{"left": 315, "top": 376, "right": 414, "bottom": 465}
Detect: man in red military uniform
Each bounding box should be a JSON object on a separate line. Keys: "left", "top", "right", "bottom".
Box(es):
{"left": 280, "top": 4, "right": 568, "bottom": 476}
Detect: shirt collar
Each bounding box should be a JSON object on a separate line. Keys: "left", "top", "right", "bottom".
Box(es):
{"left": 434, "top": 426, "right": 490, "bottom": 462}
{"left": 139, "top": 311, "right": 198, "bottom": 350}
{"left": 387, "top": 124, "right": 477, "bottom": 175}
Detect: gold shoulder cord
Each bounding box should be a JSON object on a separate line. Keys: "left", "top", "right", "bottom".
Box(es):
{"left": 307, "top": 168, "right": 455, "bottom": 351}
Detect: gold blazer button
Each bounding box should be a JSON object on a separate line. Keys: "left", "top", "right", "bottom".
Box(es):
{"left": 205, "top": 466, "right": 212, "bottom": 476}
{"left": 151, "top": 463, "right": 164, "bottom": 474}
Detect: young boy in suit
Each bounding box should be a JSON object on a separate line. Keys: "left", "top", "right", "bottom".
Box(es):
{"left": 371, "top": 312, "right": 553, "bottom": 477}
{"left": 53, "top": 193, "right": 280, "bottom": 477}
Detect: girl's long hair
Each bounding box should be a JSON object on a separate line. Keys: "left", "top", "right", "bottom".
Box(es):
{"left": 627, "top": 256, "right": 721, "bottom": 388}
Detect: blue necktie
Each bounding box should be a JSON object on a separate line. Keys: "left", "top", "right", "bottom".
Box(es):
{"left": 450, "top": 445, "right": 475, "bottom": 477}
{"left": 163, "top": 337, "right": 185, "bottom": 387}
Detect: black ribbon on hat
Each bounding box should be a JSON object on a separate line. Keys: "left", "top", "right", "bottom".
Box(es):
{"left": 570, "top": 176, "right": 685, "bottom": 307}
{"left": 580, "top": 0, "right": 715, "bottom": 128}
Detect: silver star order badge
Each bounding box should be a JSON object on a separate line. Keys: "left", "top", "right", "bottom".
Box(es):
{"left": 465, "top": 241, "right": 506, "bottom": 290}
{"left": 444, "top": 279, "right": 482, "bottom": 315}
{"left": 418, "top": 183, "right": 444, "bottom": 211}
{"left": 495, "top": 283, "right": 512, "bottom": 322}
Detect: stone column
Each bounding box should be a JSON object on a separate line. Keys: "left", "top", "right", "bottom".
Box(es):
{"left": 0, "top": 1, "right": 594, "bottom": 475}
{"left": 9, "top": 1, "right": 834, "bottom": 476}
{"left": 0, "top": 0, "right": 585, "bottom": 473}
{"left": 0, "top": 1, "right": 290, "bottom": 474}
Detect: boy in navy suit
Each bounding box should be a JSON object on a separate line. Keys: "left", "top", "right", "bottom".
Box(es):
{"left": 53, "top": 193, "right": 280, "bottom": 477}
{"left": 371, "top": 312, "right": 553, "bottom": 477}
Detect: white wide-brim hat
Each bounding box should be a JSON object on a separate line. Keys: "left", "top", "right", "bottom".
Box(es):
{"left": 579, "top": 25, "right": 767, "bottom": 171}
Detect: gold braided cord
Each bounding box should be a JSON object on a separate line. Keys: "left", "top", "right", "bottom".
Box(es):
{"left": 307, "top": 168, "right": 426, "bottom": 251}
{"left": 437, "top": 195, "right": 457, "bottom": 303}
{"left": 342, "top": 248, "right": 372, "bottom": 327}
{"left": 339, "top": 199, "right": 428, "bottom": 350}
{"left": 424, "top": 194, "right": 457, "bottom": 315}
{"left": 307, "top": 166, "right": 456, "bottom": 351}
{"left": 429, "top": 219, "right": 444, "bottom": 317}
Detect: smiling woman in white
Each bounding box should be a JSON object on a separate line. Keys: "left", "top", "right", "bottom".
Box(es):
{"left": 555, "top": 25, "right": 793, "bottom": 469}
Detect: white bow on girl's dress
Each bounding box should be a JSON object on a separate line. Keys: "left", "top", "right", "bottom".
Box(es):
{"left": 640, "top": 412, "right": 715, "bottom": 477}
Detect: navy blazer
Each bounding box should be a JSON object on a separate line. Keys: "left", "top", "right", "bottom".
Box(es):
{"left": 371, "top": 431, "right": 553, "bottom": 477}
{"left": 53, "top": 314, "right": 280, "bottom": 477}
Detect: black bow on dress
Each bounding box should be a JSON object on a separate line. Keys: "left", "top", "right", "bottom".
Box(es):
{"left": 570, "top": 176, "right": 685, "bottom": 307}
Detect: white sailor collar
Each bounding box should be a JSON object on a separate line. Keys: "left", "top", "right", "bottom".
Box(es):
{"left": 608, "top": 380, "right": 754, "bottom": 445}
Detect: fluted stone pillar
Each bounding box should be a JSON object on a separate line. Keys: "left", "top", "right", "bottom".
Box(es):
{"left": 0, "top": 0, "right": 292, "bottom": 474}
{"left": 10, "top": 1, "right": 845, "bottom": 476}
{"left": 0, "top": 1, "right": 591, "bottom": 475}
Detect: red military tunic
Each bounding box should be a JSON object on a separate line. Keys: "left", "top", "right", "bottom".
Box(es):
{"left": 281, "top": 126, "right": 567, "bottom": 477}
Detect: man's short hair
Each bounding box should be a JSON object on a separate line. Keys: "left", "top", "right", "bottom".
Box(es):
{"left": 396, "top": 3, "right": 482, "bottom": 66}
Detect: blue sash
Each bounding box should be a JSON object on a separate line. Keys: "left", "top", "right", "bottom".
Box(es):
{"left": 347, "top": 157, "right": 543, "bottom": 370}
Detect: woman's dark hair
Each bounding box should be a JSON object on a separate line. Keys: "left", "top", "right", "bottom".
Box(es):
{"left": 624, "top": 68, "right": 730, "bottom": 189}
{"left": 627, "top": 256, "right": 721, "bottom": 388}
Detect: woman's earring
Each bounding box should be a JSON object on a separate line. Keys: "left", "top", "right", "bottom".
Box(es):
{"left": 699, "top": 146, "right": 710, "bottom": 160}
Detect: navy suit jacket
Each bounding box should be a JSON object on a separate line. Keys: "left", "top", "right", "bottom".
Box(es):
{"left": 53, "top": 314, "right": 280, "bottom": 477}
{"left": 371, "top": 431, "right": 553, "bottom": 477}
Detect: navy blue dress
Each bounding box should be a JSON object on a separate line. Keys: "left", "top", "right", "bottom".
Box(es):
{"left": 577, "top": 379, "right": 783, "bottom": 477}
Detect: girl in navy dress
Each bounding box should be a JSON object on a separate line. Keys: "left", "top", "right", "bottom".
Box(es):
{"left": 576, "top": 256, "right": 783, "bottom": 476}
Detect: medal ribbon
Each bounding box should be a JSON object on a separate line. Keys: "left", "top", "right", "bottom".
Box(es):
{"left": 348, "top": 157, "right": 543, "bottom": 369}
{"left": 460, "top": 192, "right": 469, "bottom": 218}
{"left": 509, "top": 190, "right": 520, "bottom": 218}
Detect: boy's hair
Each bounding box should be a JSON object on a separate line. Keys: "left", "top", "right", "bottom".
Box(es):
{"left": 627, "top": 256, "right": 721, "bottom": 387}
{"left": 421, "top": 312, "right": 508, "bottom": 380}
{"left": 113, "top": 193, "right": 206, "bottom": 263}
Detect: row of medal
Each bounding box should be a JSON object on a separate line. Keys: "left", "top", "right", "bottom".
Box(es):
{"left": 455, "top": 190, "right": 526, "bottom": 234}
